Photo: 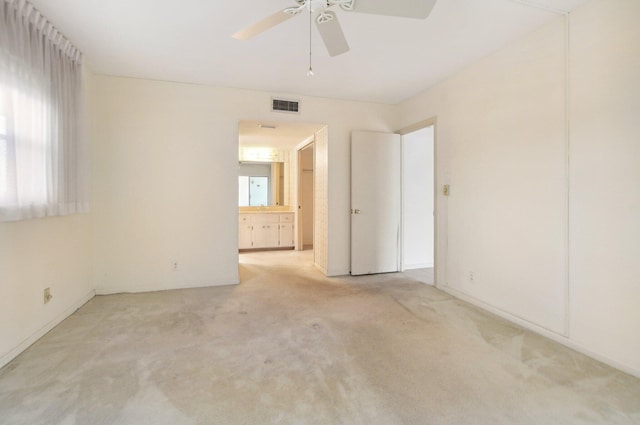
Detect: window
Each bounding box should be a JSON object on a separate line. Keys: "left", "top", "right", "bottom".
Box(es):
{"left": 239, "top": 176, "right": 269, "bottom": 207}
{"left": 0, "top": 1, "right": 87, "bottom": 221}
{"left": 238, "top": 162, "right": 274, "bottom": 207}
{"left": 0, "top": 103, "right": 7, "bottom": 205}
{"left": 0, "top": 82, "right": 49, "bottom": 213}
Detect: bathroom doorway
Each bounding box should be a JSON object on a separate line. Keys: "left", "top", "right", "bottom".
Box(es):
{"left": 297, "top": 141, "right": 314, "bottom": 251}
{"left": 237, "top": 120, "right": 326, "bottom": 273}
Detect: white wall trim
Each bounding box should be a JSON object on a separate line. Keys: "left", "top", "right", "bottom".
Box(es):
{"left": 0, "top": 289, "right": 96, "bottom": 370}
{"left": 403, "top": 262, "right": 434, "bottom": 270}
{"left": 95, "top": 278, "right": 239, "bottom": 295}
{"left": 563, "top": 11, "right": 572, "bottom": 340}
{"left": 440, "top": 285, "right": 640, "bottom": 379}
{"left": 313, "top": 262, "right": 328, "bottom": 276}
{"left": 294, "top": 136, "right": 315, "bottom": 152}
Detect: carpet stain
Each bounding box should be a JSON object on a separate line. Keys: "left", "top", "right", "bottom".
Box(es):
{"left": 1, "top": 250, "right": 639, "bottom": 425}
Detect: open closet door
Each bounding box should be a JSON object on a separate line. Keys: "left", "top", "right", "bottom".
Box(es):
{"left": 351, "top": 131, "right": 401, "bottom": 275}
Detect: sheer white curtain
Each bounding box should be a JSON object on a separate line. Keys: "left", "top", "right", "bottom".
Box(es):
{"left": 0, "top": 0, "right": 87, "bottom": 222}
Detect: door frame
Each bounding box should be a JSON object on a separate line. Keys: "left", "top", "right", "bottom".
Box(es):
{"left": 237, "top": 120, "right": 326, "bottom": 272}
{"left": 397, "top": 117, "right": 441, "bottom": 288}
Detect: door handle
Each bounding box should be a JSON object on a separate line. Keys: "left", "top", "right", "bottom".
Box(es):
{"left": 353, "top": 209, "right": 361, "bottom": 214}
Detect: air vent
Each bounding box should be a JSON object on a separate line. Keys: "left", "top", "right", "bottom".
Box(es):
{"left": 272, "top": 98, "right": 299, "bottom": 113}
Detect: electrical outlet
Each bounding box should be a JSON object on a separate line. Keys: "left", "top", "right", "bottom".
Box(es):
{"left": 469, "top": 272, "right": 475, "bottom": 282}
{"left": 44, "top": 288, "right": 53, "bottom": 304}
{"left": 172, "top": 261, "right": 179, "bottom": 271}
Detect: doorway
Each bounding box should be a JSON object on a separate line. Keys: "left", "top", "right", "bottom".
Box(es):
{"left": 297, "top": 142, "right": 314, "bottom": 251}
{"left": 237, "top": 120, "right": 327, "bottom": 274}
{"left": 401, "top": 123, "right": 436, "bottom": 285}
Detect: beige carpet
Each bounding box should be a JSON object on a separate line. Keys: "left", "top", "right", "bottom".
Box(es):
{"left": 0, "top": 250, "right": 638, "bottom": 425}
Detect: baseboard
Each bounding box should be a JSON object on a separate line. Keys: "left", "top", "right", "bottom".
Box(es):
{"left": 95, "top": 278, "right": 240, "bottom": 295}
{"left": 313, "top": 262, "right": 328, "bottom": 276}
{"left": 0, "top": 289, "right": 96, "bottom": 370}
{"left": 326, "top": 267, "right": 349, "bottom": 277}
{"left": 440, "top": 285, "right": 640, "bottom": 379}
{"left": 403, "top": 262, "right": 434, "bottom": 270}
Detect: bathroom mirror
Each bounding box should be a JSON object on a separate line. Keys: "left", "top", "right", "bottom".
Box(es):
{"left": 238, "top": 161, "right": 285, "bottom": 206}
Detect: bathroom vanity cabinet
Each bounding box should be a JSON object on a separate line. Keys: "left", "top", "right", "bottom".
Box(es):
{"left": 239, "top": 212, "right": 295, "bottom": 250}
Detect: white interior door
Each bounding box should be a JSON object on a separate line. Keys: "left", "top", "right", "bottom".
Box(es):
{"left": 351, "top": 131, "right": 401, "bottom": 275}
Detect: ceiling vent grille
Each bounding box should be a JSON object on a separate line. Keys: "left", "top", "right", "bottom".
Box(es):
{"left": 272, "top": 98, "right": 299, "bottom": 113}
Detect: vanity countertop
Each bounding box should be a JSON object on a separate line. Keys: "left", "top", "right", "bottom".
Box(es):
{"left": 239, "top": 209, "right": 295, "bottom": 214}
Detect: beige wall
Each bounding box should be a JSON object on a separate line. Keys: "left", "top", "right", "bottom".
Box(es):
{"left": 300, "top": 145, "right": 314, "bottom": 247}
{"left": 568, "top": 0, "right": 640, "bottom": 377}
{"left": 89, "top": 75, "right": 396, "bottom": 294}
{"left": 312, "top": 127, "right": 329, "bottom": 273}
{"left": 397, "top": 0, "right": 640, "bottom": 376}
{"left": 400, "top": 17, "right": 568, "bottom": 332}
{"left": 0, "top": 215, "right": 93, "bottom": 368}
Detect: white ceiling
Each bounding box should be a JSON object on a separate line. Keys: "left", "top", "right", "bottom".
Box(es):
{"left": 30, "top": 0, "right": 590, "bottom": 104}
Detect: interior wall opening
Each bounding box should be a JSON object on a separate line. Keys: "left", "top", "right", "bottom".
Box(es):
{"left": 237, "top": 120, "right": 325, "bottom": 275}
{"left": 401, "top": 124, "right": 436, "bottom": 285}
{"left": 298, "top": 142, "right": 314, "bottom": 251}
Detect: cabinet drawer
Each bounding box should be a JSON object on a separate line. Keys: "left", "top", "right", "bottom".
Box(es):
{"left": 239, "top": 214, "right": 251, "bottom": 223}
{"left": 251, "top": 214, "right": 279, "bottom": 224}
{"left": 279, "top": 214, "right": 294, "bottom": 223}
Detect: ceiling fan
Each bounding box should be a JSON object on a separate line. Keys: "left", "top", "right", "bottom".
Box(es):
{"left": 232, "top": 0, "right": 437, "bottom": 58}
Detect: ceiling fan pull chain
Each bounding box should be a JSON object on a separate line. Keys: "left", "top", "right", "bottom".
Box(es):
{"left": 307, "top": 0, "right": 314, "bottom": 76}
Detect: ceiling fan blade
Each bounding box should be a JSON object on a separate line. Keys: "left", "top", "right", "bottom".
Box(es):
{"left": 232, "top": 10, "right": 295, "bottom": 40}
{"left": 352, "top": 0, "right": 437, "bottom": 19}
{"left": 316, "top": 12, "right": 350, "bottom": 57}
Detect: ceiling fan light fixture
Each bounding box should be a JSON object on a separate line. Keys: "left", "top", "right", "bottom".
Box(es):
{"left": 233, "top": 0, "right": 435, "bottom": 70}
{"left": 317, "top": 12, "right": 335, "bottom": 24}
{"left": 284, "top": 5, "right": 305, "bottom": 16}
{"left": 328, "top": 0, "right": 355, "bottom": 11}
